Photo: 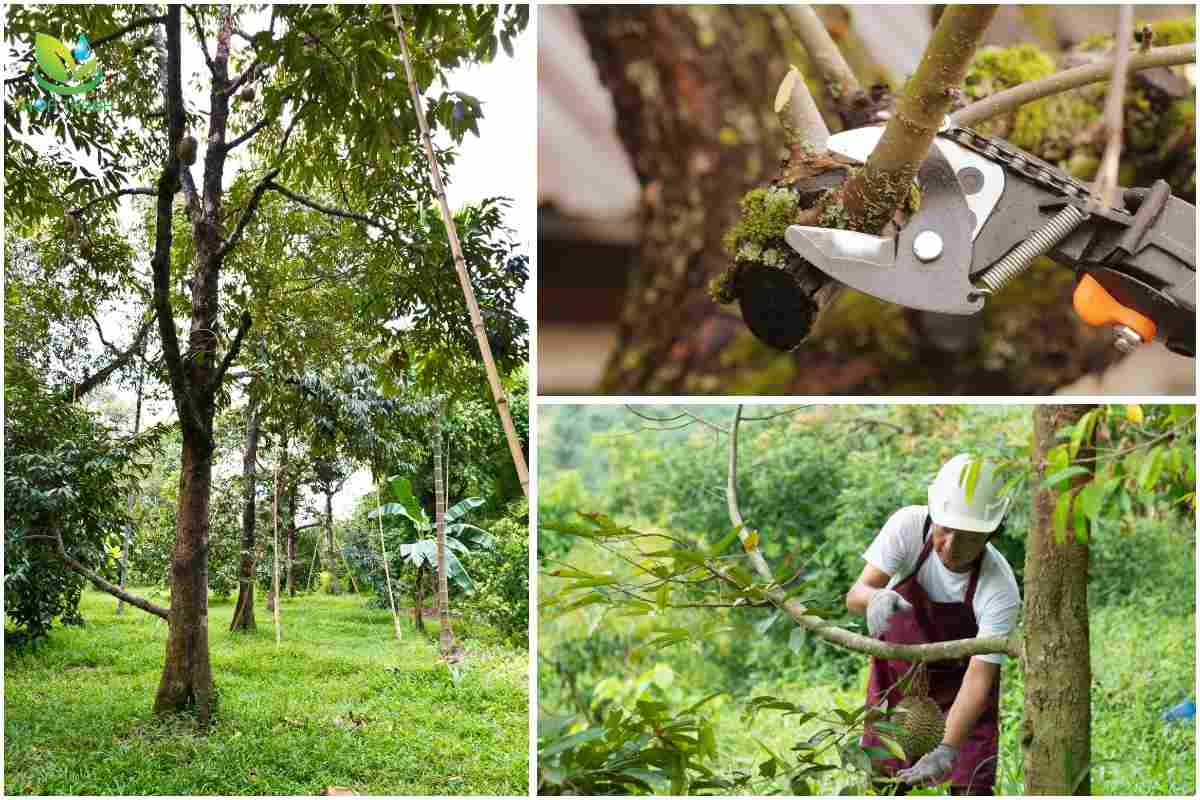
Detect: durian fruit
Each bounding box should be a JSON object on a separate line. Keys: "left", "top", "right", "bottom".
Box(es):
{"left": 893, "top": 664, "right": 946, "bottom": 762}
{"left": 177, "top": 133, "right": 198, "bottom": 165}
{"left": 64, "top": 213, "right": 80, "bottom": 244}
{"left": 239, "top": 85, "right": 255, "bottom": 102}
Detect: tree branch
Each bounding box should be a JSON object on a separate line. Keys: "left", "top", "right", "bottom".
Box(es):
{"left": 224, "top": 117, "right": 270, "bottom": 152}
{"left": 784, "top": 6, "right": 861, "bottom": 99}
{"left": 56, "top": 312, "right": 156, "bottom": 404}
{"left": 216, "top": 168, "right": 281, "bottom": 261}
{"left": 776, "top": 66, "right": 830, "bottom": 152}
{"left": 51, "top": 529, "right": 169, "bottom": 620}
{"left": 952, "top": 43, "right": 1195, "bottom": 127}
{"left": 183, "top": 4, "right": 217, "bottom": 73}
{"left": 724, "top": 405, "right": 1019, "bottom": 662}
{"left": 91, "top": 14, "right": 167, "bottom": 50}
{"left": 69, "top": 187, "right": 157, "bottom": 217}
{"left": 838, "top": 5, "right": 998, "bottom": 233}
{"left": 209, "top": 311, "right": 252, "bottom": 395}
{"left": 1093, "top": 6, "right": 1134, "bottom": 211}
{"left": 264, "top": 180, "right": 399, "bottom": 237}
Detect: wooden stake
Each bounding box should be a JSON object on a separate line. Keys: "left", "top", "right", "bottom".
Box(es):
{"left": 390, "top": 5, "right": 528, "bottom": 498}
{"left": 377, "top": 483, "right": 403, "bottom": 640}
{"left": 272, "top": 465, "right": 282, "bottom": 645}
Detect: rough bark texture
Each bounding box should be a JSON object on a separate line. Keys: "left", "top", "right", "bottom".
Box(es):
{"left": 230, "top": 396, "right": 261, "bottom": 632}
{"left": 433, "top": 403, "right": 456, "bottom": 657}
{"left": 577, "top": 6, "right": 794, "bottom": 394}
{"left": 1024, "top": 405, "right": 1094, "bottom": 794}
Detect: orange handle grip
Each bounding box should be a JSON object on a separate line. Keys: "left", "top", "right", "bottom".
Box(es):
{"left": 1072, "top": 274, "right": 1156, "bottom": 344}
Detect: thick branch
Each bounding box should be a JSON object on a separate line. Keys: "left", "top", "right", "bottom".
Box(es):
{"left": 784, "top": 6, "right": 860, "bottom": 98}
{"left": 724, "top": 405, "right": 1019, "bottom": 662}
{"left": 217, "top": 168, "right": 281, "bottom": 260}
{"left": 209, "top": 311, "right": 253, "bottom": 395}
{"left": 70, "top": 187, "right": 157, "bottom": 217}
{"left": 952, "top": 43, "right": 1195, "bottom": 128}
{"left": 149, "top": 5, "right": 204, "bottom": 438}
{"left": 56, "top": 312, "right": 156, "bottom": 404}
{"left": 839, "top": 5, "right": 998, "bottom": 233}
{"left": 51, "top": 530, "right": 169, "bottom": 620}
{"left": 225, "top": 117, "right": 270, "bottom": 152}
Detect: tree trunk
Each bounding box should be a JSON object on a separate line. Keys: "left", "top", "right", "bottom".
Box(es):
{"left": 433, "top": 401, "right": 456, "bottom": 656}
{"left": 323, "top": 490, "right": 340, "bottom": 594}
{"left": 230, "top": 395, "right": 261, "bottom": 632}
{"left": 153, "top": 434, "right": 216, "bottom": 723}
{"left": 117, "top": 365, "right": 145, "bottom": 615}
{"left": 1024, "top": 405, "right": 1095, "bottom": 794}
{"left": 576, "top": 6, "right": 793, "bottom": 394}
{"left": 414, "top": 562, "right": 427, "bottom": 633}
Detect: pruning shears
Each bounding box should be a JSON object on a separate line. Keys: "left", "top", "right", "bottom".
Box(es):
{"left": 785, "top": 119, "right": 1196, "bottom": 357}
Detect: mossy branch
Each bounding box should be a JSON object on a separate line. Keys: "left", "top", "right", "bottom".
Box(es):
{"left": 838, "top": 5, "right": 999, "bottom": 233}
{"left": 726, "top": 405, "right": 1020, "bottom": 662}
{"left": 952, "top": 43, "right": 1195, "bottom": 127}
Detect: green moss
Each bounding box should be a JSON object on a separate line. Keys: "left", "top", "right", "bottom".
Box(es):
{"left": 721, "top": 186, "right": 801, "bottom": 261}
{"left": 708, "top": 267, "right": 740, "bottom": 305}
{"left": 1146, "top": 16, "right": 1196, "bottom": 46}
{"left": 966, "top": 45, "right": 1060, "bottom": 151}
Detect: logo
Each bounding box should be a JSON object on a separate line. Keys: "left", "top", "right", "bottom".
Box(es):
{"left": 21, "top": 33, "right": 112, "bottom": 114}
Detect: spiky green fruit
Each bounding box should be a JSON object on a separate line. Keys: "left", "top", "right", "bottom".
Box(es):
{"left": 895, "top": 695, "right": 945, "bottom": 762}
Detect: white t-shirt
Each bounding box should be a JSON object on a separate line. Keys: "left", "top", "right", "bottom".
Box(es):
{"left": 862, "top": 505, "right": 1021, "bottom": 665}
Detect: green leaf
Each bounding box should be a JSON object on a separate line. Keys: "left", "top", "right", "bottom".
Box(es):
{"left": 877, "top": 733, "right": 907, "bottom": 761}
{"left": 1070, "top": 408, "right": 1099, "bottom": 459}
{"left": 1041, "top": 466, "right": 1090, "bottom": 490}
{"left": 755, "top": 609, "right": 781, "bottom": 635}
{"left": 1053, "top": 491, "right": 1072, "bottom": 545}
{"left": 1077, "top": 480, "right": 1105, "bottom": 520}
{"left": 788, "top": 626, "right": 807, "bottom": 654}
{"left": 1072, "top": 494, "right": 1088, "bottom": 544}
{"left": 709, "top": 525, "right": 742, "bottom": 556}
{"left": 1139, "top": 445, "right": 1164, "bottom": 490}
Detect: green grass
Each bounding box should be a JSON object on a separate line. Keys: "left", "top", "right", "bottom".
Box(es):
{"left": 5, "top": 589, "right": 529, "bottom": 795}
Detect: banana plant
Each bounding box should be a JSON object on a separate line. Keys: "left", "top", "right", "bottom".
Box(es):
{"left": 367, "top": 475, "right": 494, "bottom": 594}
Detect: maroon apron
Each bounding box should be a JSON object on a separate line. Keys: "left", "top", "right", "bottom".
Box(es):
{"left": 862, "top": 515, "right": 1001, "bottom": 795}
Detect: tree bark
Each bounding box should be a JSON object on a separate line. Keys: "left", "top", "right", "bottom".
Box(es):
{"left": 1024, "top": 405, "right": 1094, "bottom": 794}
{"left": 230, "top": 394, "right": 261, "bottom": 632}
{"left": 577, "top": 6, "right": 794, "bottom": 394}
{"left": 323, "top": 490, "right": 340, "bottom": 594}
{"left": 117, "top": 364, "right": 145, "bottom": 615}
{"left": 153, "top": 435, "right": 217, "bottom": 723}
{"left": 433, "top": 401, "right": 456, "bottom": 656}
{"left": 414, "top": 562, "right": 427, "bottom": 633}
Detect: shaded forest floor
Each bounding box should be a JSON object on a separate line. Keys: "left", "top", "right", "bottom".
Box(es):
{"left": 5, "top": 590, "right": 528, "bottom": 795}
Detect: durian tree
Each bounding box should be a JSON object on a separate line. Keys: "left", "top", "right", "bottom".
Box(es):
{"left": 540, "top": 403, "right": 1196, "bottom": 794}
{"left": 4, "top": 3, "right": 527, "bottom": 726}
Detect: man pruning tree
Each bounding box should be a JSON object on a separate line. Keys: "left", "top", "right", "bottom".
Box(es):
{"left": 846, "top": 455, "right": 1021, "bottom": 795}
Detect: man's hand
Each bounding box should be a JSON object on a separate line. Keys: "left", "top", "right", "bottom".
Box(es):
{"left": 866, "top": 588, "right": 913, "bottom": 637}
{"left": 896, "top": 743, "right": 959, "bottom": 786}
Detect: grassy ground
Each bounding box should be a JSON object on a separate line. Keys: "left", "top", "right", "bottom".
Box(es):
{"left": 5, "top": 589, "right": 528, "bottom": 795}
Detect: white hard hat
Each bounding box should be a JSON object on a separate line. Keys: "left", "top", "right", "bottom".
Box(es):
{"left": 928, "top": 454, "right": 1011, "bottom": 533}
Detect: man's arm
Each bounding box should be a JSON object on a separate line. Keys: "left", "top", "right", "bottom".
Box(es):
{"left": 943, "top": 657, "right": 1000, "bottom": 747}
{"left": 846, "top": 562, "right": 892, "bottom": 614}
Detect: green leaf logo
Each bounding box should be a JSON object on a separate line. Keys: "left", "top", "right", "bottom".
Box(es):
{"left": 32, "top": 32, "right": 104, "bottom": 96}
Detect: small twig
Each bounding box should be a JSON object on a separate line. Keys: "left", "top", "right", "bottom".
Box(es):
{"left": 1092, "top": 6, "right": 1134, "bottom": 211}
{"left": 209, "top": 311, "right": 252, "bottom": 394}
{"left": 784, "top": 6, "right": 861, "bottom": 98}
{"left": 264, "top": 180, "right": 398, "bottom": 237}
{"left": 952, "top": 43, "right": 1196, "bottom": 128}
{"left": 183, "top": 5, "right": 217, "bottom": 73}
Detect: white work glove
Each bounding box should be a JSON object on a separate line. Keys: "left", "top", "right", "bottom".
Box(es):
{"left": 866, "top": 588, "right": 913, "bottom": 637}
{"left": 896, "top": 743, "right": 959, "bottom": 786}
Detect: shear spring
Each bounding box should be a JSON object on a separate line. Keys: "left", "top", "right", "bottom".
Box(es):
{"left": 976, "top": 205, "right": 1090, "bottom": 295}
